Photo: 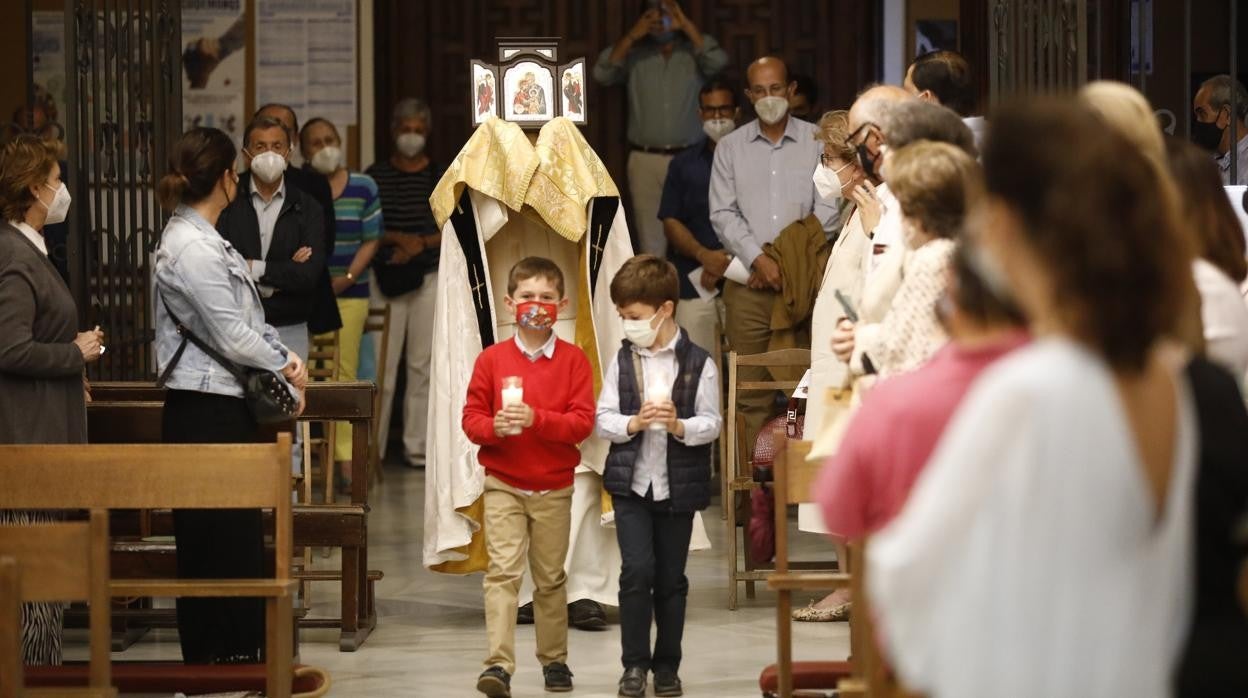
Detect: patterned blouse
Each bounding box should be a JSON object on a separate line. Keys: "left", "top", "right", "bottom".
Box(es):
{"left": 859, "top": 238, "right": 956, "bottom": 378}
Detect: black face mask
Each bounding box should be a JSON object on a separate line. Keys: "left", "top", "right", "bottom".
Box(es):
{"left": 1192, "top": 117, "right": 1225, "bottom": 152}
{"left": 856, "top": 142, "right": 879, "bottom": 182}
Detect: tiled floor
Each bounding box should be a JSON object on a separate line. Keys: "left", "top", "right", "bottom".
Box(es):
{"left": 77, "top": 465, "right": 849, "bottom": 697}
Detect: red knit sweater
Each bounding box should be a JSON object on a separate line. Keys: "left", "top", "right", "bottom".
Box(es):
{"left": 461, "top": 337, "right": 595, "bottom": 490}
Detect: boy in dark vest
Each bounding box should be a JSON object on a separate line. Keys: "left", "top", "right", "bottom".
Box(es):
{"left": 462, "top": 257, "right": 595, "bottom": 697}
{"left": 596, "top": 254, "right": 723, "bottom": 698}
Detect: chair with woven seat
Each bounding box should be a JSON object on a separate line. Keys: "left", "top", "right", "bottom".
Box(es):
{"left": 725, "top": 347, "right": 812, "bottom": 610}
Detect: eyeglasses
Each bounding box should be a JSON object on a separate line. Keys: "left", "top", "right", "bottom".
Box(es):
{"left": 820, "top": 153, "right": 850, "bottom": 169}
{"left": 746, "top": 84, "right": 789, "bottom": 98}
{"left": 848, "top": 122, "right": 882, "bottom": 148}
{"left": 700, "top": 105, "right": 736, "bottom": 117}
{"left": 247, "top": 142, "right": 289, "bottom": 155}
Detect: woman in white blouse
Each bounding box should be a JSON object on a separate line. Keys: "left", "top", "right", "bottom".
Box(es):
{"left": 1165, "top": 137, "right": 1248, "bottom": 389}
{"left": 869, "top": 99, "right": 1199, "bottom": 697}
{"left": 833, "top": 140, "right": 981, "bottom": 379}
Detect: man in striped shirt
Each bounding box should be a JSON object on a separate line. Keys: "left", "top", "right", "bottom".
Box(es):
{"left": 365, "top": 98, "right": 443, "bottom": 469}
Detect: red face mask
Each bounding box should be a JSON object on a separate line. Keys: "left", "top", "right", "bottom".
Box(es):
{"left": 515, "top": 301, "right": 557, "bottom": 330}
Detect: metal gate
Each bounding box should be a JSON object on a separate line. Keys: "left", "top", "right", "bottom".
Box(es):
{"left": 988, "top": 0, "right": 1089, "bottom": 103}
{"left": 64, "top": 0, "right": 182, "bottom": 380}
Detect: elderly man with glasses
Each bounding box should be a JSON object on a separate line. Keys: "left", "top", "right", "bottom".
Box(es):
{"left": 709, "top": 55, "right": 839, "bottom": 454}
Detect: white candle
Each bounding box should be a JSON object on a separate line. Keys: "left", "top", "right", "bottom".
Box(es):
{"left": 501, "top": 377, "right": 524, "bottom": 435}
{"left": 646, "top": 379, "right": 672, "bottom": 431}
{"left": 501, "top": 385, "right": 524, "bottom": 407}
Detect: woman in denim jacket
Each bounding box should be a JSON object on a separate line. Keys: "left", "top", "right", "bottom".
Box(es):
{"left": 153, "top": 127, "right": 307, "bottom": 664}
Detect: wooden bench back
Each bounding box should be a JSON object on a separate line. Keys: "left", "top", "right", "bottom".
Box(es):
{"left": 0, "top": 439, "right": 291, "bottom": 581}
{"left": 0, "top": 512, "right": 112, "bottom": 695}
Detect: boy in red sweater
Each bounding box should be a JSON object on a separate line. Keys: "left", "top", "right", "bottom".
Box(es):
{"left": 462, "top": 256, "right": 595, "bottom": 697}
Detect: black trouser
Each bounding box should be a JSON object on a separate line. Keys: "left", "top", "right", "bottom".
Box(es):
{"left": 614, "top": 491, "right": 695, "bottom": 674}
{"left": 163, "top": 389, "right": 266, "bottom": 664}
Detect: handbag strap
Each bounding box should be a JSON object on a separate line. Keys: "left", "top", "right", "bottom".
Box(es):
{"left": 158, "top": 295, "right": 249, "bottom": 386}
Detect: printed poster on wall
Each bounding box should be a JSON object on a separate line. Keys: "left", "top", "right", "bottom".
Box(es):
{"left": 181, "top": 0, "right": 247, "bottom": 149}
{"left": 255, "top": 0, "right": 357, "bottom": 161}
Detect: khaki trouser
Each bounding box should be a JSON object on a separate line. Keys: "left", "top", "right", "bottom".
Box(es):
{"left": 627, "top": 151, "right": 675, "bottom": 258}
{"left": 675, "top": 296, "right": 723, "bottom": 357}
{"left": 722, "top": 280, "right": 777, "bottom": 470}
{"left": 483, "top": 475, "right": 573, "bottom": 674}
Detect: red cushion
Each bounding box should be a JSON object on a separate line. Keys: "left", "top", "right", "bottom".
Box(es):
{"left": 26, "top": 662, "right": 325, "bottom": 693}
{"left": 758, "top": 660, "right": 853, "bottom": 691}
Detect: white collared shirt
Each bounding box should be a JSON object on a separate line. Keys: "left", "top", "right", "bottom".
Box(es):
{"left": 249, "top": 177, "right": 286, "bottom": 297}
{"left": 862, "top": 183, "right": 902, "bottom": 280}
{"left": 9, "top": 220, "right": 47, "bottom": 256}
{"left": 596, "top": 329, "right": 722, "bottom": 501}
{"left": 513, "top": 330, "right": 557, "bottom": 362}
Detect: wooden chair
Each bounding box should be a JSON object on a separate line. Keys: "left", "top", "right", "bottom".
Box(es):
{"left": 364, "top": 304, "right": 392, "bottom": 485}
{"left": 759, "top": 436, "right": 850, "bottom": 698}
{"left": 307, "top": 331, "right": 341, "bottom": 506}
{"left": 0, "top": 437, "right": 309, "bottom": 698}
{"left": 725, "top": 347, "right": 811, "bottom": 610}
{"left": 0, "top": 512, "right": 114, "bottom": 698}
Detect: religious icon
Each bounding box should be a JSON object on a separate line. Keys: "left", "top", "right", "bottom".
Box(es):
{"left": 512, "top": 72, "right": 548, "bottom": 115}
{"left": 557, "top": 59, "right": 587, "bottom": 124}
{"left": 476, "top": 73, "right": 495, "bottom": 117}
{"left": 470, "top": 62, "right": 500, "bottom": 124}
{"left": 471, "top": 42, "right": 588, "bottom": 129}
{"left": 562, "top": 71, "right": 583, "bottom": 115}
{"left": 503, "top": 61, "right": 555, "bottom": 121}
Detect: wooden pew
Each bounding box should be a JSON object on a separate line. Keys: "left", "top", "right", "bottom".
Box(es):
{"left": 86, "top": 382, "right": 380, "bottom": 652}
{"left": 0, "top": 557, "right": 18, "bottom": 698}
{"left": 0, "top": 439, "right": 309, "bottom": 698}
{"left": 0, "top": 512, "right": 114, "bottom": 698}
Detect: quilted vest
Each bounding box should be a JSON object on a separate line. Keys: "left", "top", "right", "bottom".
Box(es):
{"left": 603, "top": 329, "right": 712, "bottom": 512}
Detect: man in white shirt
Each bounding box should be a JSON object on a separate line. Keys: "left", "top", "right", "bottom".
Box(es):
{"left": 904, "top": 49, "right": 985, "bottom": 151}
{"left": 710, "top": 55, "right": 839, "bottom": 452}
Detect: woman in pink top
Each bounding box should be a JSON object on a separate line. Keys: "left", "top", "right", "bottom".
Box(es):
{"left": 815, "top": 244, "right": 1027, "bottom": 540}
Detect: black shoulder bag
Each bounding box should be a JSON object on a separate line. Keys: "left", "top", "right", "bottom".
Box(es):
{"left": 157, "top": 298, "right": 300, "bottom": 424}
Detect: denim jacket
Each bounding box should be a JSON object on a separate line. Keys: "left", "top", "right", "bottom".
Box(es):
{"left": 154, "top": 205, "right": 290, "bottom": 398}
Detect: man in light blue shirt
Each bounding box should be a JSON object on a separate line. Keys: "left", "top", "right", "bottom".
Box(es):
{"left": 709, "top": 55, "right": 838, "bottom": 451}
{"left": 594, "top": 0, "right": 728, "bottom": 259}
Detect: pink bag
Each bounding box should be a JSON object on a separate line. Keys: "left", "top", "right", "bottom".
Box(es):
{"left": 748, "top": 406, "right": 805, "bottom": 564}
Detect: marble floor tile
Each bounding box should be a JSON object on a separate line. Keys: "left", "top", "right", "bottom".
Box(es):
{"left": 66, "top": 466, "right": 849, "bottom": 697}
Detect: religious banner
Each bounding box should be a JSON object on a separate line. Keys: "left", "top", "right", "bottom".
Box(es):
{"left": 181, "top": 0, "right": 247, "bottom": 149}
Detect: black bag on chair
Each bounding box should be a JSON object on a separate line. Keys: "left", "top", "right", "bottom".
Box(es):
{"left": 157, "top": 300, "right": 299, "bottom": 424}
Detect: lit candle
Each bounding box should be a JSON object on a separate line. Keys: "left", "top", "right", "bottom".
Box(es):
{"left": 645, "top": 374, "right": 671, "bottom": 432}
{"left": 501, "top": 376, "right": 524, "bottom": 435}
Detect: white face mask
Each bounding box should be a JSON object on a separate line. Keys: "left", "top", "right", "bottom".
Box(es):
{"left": 702, "top": 117, "right": 735, "bottom": 143}
{"left": 38, "top": 182, "right": 71, "bottom": 225}
{"left": 754, "top": 95, "right": 789, "bottom": 125}
{"left": 812, "top": 161, "right": 851, "bottom": 202}
{"left": 310, "top": 145, "right": 342, "bottom": 175}
{"left": 622, "top": 312, "right": 664, "bottom": 348}
{"left": 396, "top": 133, "right": 426, "bottom": 158}
{"left": 249, "top": 151, "right": 288, "bottom": 184}
{"left": 967, "top": 242, "right": 1013, "bottom": 300}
